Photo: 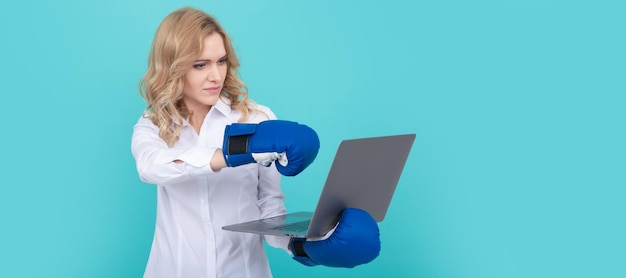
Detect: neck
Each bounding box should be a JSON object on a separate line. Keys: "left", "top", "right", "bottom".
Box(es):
{"left": 189, "top": 107, "right": 211, "bottom": 134}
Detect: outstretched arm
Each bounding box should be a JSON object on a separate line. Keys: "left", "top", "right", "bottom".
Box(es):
{"left": 133, "top": 118, "right": 320, "bottom": 185}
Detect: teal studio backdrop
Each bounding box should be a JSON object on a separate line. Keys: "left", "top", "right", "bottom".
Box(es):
{"left": 0, "top": 0, "right": 624, "bottom": 277}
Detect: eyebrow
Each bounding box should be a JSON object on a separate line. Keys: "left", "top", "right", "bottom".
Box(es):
{"left": 194, "top": 54, "right": 228, "bottom": 63}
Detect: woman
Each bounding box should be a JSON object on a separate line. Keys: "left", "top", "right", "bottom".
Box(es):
{"left": 132, "top": 7, "right": 379, "bottom": 278}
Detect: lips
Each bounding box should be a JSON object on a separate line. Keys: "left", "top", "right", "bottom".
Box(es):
{"left": 204, "top": 86, "right": 221, "bottom": 93}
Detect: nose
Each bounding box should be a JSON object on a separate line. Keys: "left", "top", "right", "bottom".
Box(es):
{"left": 207, "top": 64, "right": 221, "bottom": 82}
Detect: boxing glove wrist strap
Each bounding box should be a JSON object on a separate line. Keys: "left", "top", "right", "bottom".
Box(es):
{"left": 290, "top": 237, "right": 309, "bottom": 258}
{"left": 226, "top": 135, "right": 250, "bottom": 155}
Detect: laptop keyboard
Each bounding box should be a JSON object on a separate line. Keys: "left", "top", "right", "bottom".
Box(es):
{"left": 277, "top": 220, "right": 310, "bottom": 233}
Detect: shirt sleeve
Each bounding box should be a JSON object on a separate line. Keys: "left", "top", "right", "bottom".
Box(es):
{"left": 131, "top": 117, "right": 217, "bottom": 185}
{"left": 251, "top": 108, "right": 292, "bottom": 251}
{"left": 257, "top": 162, "right": 291, "bottom": 251}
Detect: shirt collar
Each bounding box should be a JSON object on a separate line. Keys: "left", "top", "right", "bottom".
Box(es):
{"left": 175, "top": 96, "right": 234, "bottom": 127}
{"left": 213, "top": 96, "right": 233, "bottom": 118}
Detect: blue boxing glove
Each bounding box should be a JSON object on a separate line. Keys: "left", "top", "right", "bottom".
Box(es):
{"left": 289, "top": 208, "right": 381, "bottom": 268}
{"left": 222, "top": 120, "right": 320, "bottom": 176}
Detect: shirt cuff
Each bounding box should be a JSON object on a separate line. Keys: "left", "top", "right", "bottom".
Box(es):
{"left": 176, "top": 147, "right": 219, "bottom": 174}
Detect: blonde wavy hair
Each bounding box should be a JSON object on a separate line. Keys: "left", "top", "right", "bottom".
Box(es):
{"left": 139, "top": 7, "right": 256, "bottom": 147}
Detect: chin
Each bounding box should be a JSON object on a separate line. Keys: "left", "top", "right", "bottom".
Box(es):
{"left": 202, "top": 96, "right": 220, "bottom": 106}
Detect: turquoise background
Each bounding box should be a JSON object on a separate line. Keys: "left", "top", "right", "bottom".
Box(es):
{"left": 1, "top": 0, "right": 624, "bottom": 277}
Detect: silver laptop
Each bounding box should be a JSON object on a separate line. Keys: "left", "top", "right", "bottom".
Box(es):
{"left": 222, "top": 134, "right": 416, "bottom": 238}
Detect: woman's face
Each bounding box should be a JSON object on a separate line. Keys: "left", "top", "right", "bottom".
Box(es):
{"left": 182, "top": 32, "right": 228, "bottom": 112}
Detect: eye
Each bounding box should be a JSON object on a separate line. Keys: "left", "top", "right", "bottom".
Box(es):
{"left": 193, "top": 63, "right": 206, "bottom": 69}
{"left": 217, "top": 58, "right": 227, "bottom": 65}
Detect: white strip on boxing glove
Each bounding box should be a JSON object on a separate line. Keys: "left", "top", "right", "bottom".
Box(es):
{"left": 251, "top": 152, "right": 288, "bottom": 167}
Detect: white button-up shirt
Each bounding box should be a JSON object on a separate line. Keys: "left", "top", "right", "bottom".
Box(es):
{"left": 131, "top": 98, "right": 290, "bottom": 278}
